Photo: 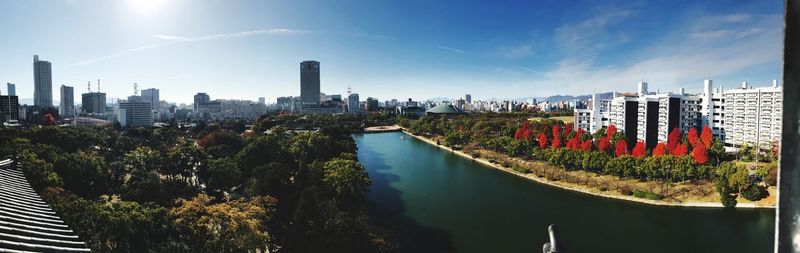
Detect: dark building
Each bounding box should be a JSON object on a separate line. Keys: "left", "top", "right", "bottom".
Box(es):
{"left": 300, "top": 61, "right": 321, "bottom": 107}
{"left": 0, "top": 95, "right": 19, "bottom": 122}
{"left": 81, "top": 92, "right": 107, "bottom": 114}
{"left": 194, "top": 92, "right": 210, "bottom": 112}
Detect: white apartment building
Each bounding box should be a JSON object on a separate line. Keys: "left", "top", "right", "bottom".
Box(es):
{"left": 574, "top": 79, "right": 782, "bottom": 151}
{"left": 722, "top": 80, "right": 782, "bottom": 150}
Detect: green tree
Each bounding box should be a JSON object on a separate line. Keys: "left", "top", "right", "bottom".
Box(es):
{"left": 322, "top": 158, "right": 372, "bottom": 206}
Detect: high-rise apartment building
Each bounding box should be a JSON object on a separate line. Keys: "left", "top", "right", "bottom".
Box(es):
{"left": 140, "top": 88, "right": 160, "bottom": 109}
{"left": 59, "top": 85, "right": 74, "bottom": 118}
{"left": 300, "top": 61, "right": 321, "bottom": 107}
{"left": 6, "top": 83, "right": 15, "bottom": 96}
{"left": 33, "top": 55, "right": 53, "bottom": 108}
{"left": 722, "top": 81, "right": 782, "bottom": 150}
{"left": 575, "top": 80, "right": 782, "bottom": 151}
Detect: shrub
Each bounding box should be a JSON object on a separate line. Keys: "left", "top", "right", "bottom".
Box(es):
{"left": 633, "top": 190, "right": 663, "bottom": 200}
{"left": 598, "top": 186, "right": 608, "bottom": 191}
{"left": 741, "top": 184, "right": 768, "bottom": 201}
{"left": 720, "top": 194, "right": 737, "bottom": 208}
{"left": 619, "top": 187, "right": 633, "bottom": 196}
{"left": 512, "top": 166, "right": 531, "bottom": 174}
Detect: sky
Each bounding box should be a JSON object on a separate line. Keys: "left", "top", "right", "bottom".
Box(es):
{"left": 0, "top": 0, "right": 784, "bottom": 104}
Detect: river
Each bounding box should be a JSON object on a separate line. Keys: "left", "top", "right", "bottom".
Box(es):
{"left": 354, "top": 132, "right": 775, "bottom": 253}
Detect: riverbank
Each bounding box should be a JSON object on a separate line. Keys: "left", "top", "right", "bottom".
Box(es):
{"left": 399, "top": 128, "right": 775, "bottom": 209}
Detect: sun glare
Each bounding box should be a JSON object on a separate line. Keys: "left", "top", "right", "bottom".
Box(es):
{"left": 125, "top": 0, "right": 169, "bottom": 16}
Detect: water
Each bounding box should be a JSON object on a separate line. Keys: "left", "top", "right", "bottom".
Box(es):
{"left": 355, "top": 132, "right": 775, "bottom": 253}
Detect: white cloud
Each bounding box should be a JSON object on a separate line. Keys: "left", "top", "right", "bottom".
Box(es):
{"left": 69, "top": 28, "right": 388, "bottom": 67}
{"left": 530, "top": 13, "right": 782, "bottom": 96}
{"left": 554, "top": 7, "right": 637, "bottom": 56}
{"left": 436, "top": 45, "right": 465, "bottom": 54}
{"left": 497, "top": 43, "right": 534, "bottom": 58}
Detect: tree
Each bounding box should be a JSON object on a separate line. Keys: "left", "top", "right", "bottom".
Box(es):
{"left": 54, "top": 152, "right": 110, "bottom": 199}
{"left": 700, "top": 125, "right": 713, "bottom": 149}
{"left": 566, "top": 137, "right": 580, "bottom": 151}
{"left": 18, "top": 150, "right": 62, "bottom": 190}
{"left": 691, "top": 144, "right": 708, "bottom": 165}
{"left": 204, "top": 158, "right": 243, "bottom": 196}
{"left": 580, "top": 139, "right": 593, "bottom": 151}
{"left": 606, "top": 125, "right": 617, "bottom": 139}
{"left": 171, "top": 194, "right": 276, "bottom": 252}
{"left": 687, "top": 128, "right": 699, "bottom": 148}
{"left": 551, "top": 125, "right": 562, "bottom": 148}
{"left": 667, "top": 128, "right": 681, "bottom": 152}
{"left": 673, "top": 143, "right": 689, "bottom": 157}
{"left": 122, "top": 168, "right": 163, "bottom": 203}
{"left": 538, "top": 133, "right": 548, "bottom": 148}
{"left": 123, "top": 146, "right": 164, "bottom": 173}
{"left": 598, "top": 137, "right": 611, "bottom": 153}
{"left": 615, "top": 140, "right": 628, "bottom": 157}
{"left": 322, "top": 158, "right": 372, "bottom": 206}
{"left": 43, "top": 113, "right": 56, "bottom": 125}
{"left": 632, "top": 141, "right": 646, "bottom": 158}
{"left": 653, "top": 143, "right": 667, "bottom": 156}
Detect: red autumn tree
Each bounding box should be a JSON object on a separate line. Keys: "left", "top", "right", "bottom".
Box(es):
{"left": 692, "top": 143, "right": 708, "bottom": 165}
{"left": 43, "top": 113, "right": 56, "bottom": 125}
{"left": 606, "top": 124, "right": 617, "bottom": 139}
{"left": 667, "top": 128, "right": 681, "bottom": 152}
{"left": 580, "top": 139, "right": 593, "bottom": 151}
{"left": 538, "top": 133, "right": 548, "bottom": 148}
{"left": 598, "top": 137, "right": 611, "bottom": 152}
{"left": 615, "top": 140, "right": 628, "bottom": 157}
{"left": 652, "top": 143, "right": 667, "bottom": 156}
{"left": 514, "top": 121, "right": 531, "bottom": 140}
{"left": 566, "top": 137, "right": 580, "bottom": 150}
{"left": 700, "top": 125, "right": 713, "bottom": 149}
{"left": 551, "top": 124, "right": 562, "bottom": 148}
{"left": 687, "top": 128, "right": 699, "bottom": 148}
{"left": 564, "top": 123, "right": 574, "bottom": 138}
{"left": 632, "top": 141, "right": 646, "bottom": 158}
{"left": 673, "top": 143, "right": 689, "bottom": 157}
{"left": 575, "top": 128, "right": 584, "bottom": 140}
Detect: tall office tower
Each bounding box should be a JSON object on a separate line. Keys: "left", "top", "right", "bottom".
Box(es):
{"left": 6, "top": 83, "right": 15, "bottom": 96}
{"left": 33, "top": 55, "right": 53, "bottom": 108}
{"left": 194, "top": 92, "right": 210, "bottom": 112}
{"left": 258, "top": 97, "right": 266, "bottom": 105}
{"left": 348, "top": 93, "right": 361, "bottom": 113}
{"left": 82, "top": 92, "right": 107, "bottom": 114}
{"left": 465, "top": 94, "right": 472, "bottom": 104}
{"left": 118, "top": 98, "right": 154, "bottom": 128}
{"left": 300, "top": 61, "right": 321, "bottom": 107}
{"left": 59, "top": 85, "right": 74, "bottom": 118}
{"left": 140, "top": 88, "right": 160, "bottom": 109}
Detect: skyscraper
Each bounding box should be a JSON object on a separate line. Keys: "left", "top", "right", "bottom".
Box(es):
{"left": 6, "top": 83, "right": 15, "bottom": 96}
{"left": 465, "top": 94, "right": 472, "bottom": 104}
{"left": 33, "top": 55, "right": 53, "bottom": 108}
{"left": 258, "top": 97, "right": 266, "bottom": 104}
{"left": 300, "top": 60, "right": 321, "bottom": 107}
{"left": 194, "top": 92, "right": 210, "bottom": 112}
{"left": 141, "top": 88, "right": 160, "bottom": 109}
{"left": 348, "top": 93, "right": 361, "bottom": 114}
{"left": 59, "top": 85, "right": 74, "bottom": 118}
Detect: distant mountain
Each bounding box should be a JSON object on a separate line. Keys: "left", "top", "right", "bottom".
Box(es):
{"left": 543, "top": 92, "right": 615, "bottom": 102}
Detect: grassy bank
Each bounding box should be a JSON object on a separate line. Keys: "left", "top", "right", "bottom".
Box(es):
{"left": 400, "top": 128, "right": 775, "bottom": 209}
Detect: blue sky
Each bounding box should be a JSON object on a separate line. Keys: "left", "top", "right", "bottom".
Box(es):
{"left": 0, "top": 0, "right": 784, "bottom": 104}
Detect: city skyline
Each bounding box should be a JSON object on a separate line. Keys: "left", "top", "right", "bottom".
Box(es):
{"left": 0, "top": 0, "right": 784, "bottom": 104}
